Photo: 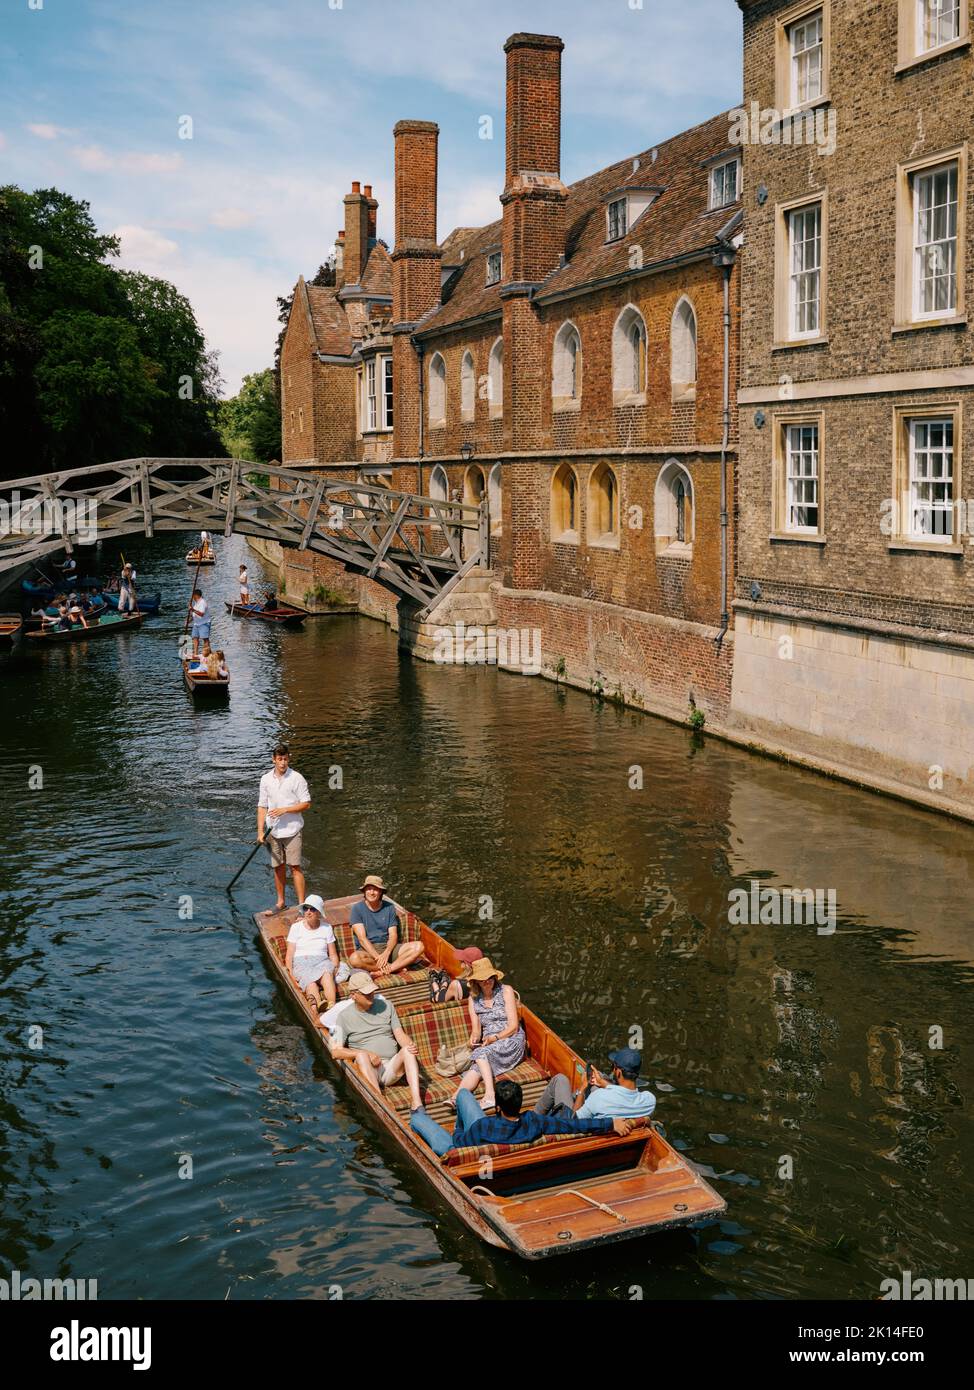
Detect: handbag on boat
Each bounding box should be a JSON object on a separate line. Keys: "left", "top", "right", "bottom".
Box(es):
{"left": 434, "top": 1043, "right": 472, "bottom": 1078}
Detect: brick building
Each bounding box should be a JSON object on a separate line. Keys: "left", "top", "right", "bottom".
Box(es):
{"left": 280, "top": 32, "right": 737, "bottom": 722}
{"left": 731, "top": 0, "right": 974, "bottom": 814}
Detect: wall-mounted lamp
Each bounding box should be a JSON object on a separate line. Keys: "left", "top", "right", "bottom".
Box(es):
{"left": 460, "top": 442, "right": 475, "bottom": 462}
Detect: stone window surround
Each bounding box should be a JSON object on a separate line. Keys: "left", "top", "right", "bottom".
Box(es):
{"left": 460, "top": 350, "right": 476, "bottom": 422}
{"left": 428, "top": 351, "right": 447, "bottom": 427}
{"left": 770, "top": 407, "right": 826, "bottom": 542}
{"left": 587, "top": 461, "right": 621, "bottom": 549}
{"left": 774, "top": 189, "right": 829, "bottom": 348}
{"left": 551, "top": 462, "right": 580, "bottom": 544}
{"left": 488, "top": 338, "right": 504, "bottom": 420}
{"left": 775, "top": 0, "right": 831, "bottom": 118}
{"left": 895, "top": 0, "right": 970, "bottom": 72}
{"left": 671, "top": 295, "right": 699, "bottom": 402}
{"left": 654, "top": 457, "right": 695, "bottom": 555}
{"left": 552, "top": 320, "right": 583, "bottom": 412}
{"left": 894, "top": 145, "right": 968, "bottom": 331}
{"left": 890, "top": 399, "right": 964, "bottom": 552}
{"left": 612, "top": 303, "right": 648, "bottom": 406}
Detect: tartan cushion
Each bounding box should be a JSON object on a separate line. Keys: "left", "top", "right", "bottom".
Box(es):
{"left": 443, "top": 1131, "right": 591, "bottom": 1167}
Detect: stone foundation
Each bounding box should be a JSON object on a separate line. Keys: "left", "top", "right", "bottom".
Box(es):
{"left": 730, "top": 604, "right": 974, "bottom": 819}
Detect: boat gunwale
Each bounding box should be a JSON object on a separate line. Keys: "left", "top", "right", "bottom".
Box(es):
{"left": 255, "top": 896, "right": 727, "bottom": 1259}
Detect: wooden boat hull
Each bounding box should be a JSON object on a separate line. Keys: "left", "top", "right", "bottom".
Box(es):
{"left": 96, "top": 590, "right": 163, "bottom": 614}
{"left": 255, "top": 896, "right": 726, "bottom": 1259}
{"left": 186, "top": 551, "right": 215, "bottom": 565}
{"left": 0, "top": 614, "right": 23, "bottom": 643}
{"left": 181, "top": 658, "right": 229, "bottom": 697}
{"left": 225, "top": 601, "right": 307, "bottom": 626}
{"left": 25, "top": 611, "right": 144, "bottom": 643}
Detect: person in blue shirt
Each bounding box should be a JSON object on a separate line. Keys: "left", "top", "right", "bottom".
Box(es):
{"left": 410, "top": 1078, "right": 638, "bottom": 1158}
{"left": 535, "top": 1046, "right": 657, "bottom": 1122}
{"left": 347, "top": 875, "right": 424, "bottom": 977}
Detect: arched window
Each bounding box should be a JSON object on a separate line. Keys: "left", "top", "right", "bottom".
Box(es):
{"left": 655, "top": 459, "right": 694, "bottom": 552}
{"left": 551, "top": 463, "right": 579, "bottom": 541}
{"left": 488, "top": 463, "right": 502, "bottom": 535}
{"left": 552, "top": 321, "right": 582, "bottom": 406}
{"left": 429, "top": 465, "right": 448, "bottom": 503}
{"left": 612, "top": 305, "right": 647, "bottom": 401}
{"left": 428, "top": 352, "right": 446, "bottom": 424}
{"left": 460, "top": 351, "right": 475, "bottom": 421}
{"left": 488, "top": 338, "right": 503, "bottom": 419}
{"left": 671, "top": 297, "right": 697, "bottom": 400}
{"left": 588, "top": 463, "right": 619, "bottom": 544}
{"left": 464, "top": 464, "right": 485, "bottom": 507}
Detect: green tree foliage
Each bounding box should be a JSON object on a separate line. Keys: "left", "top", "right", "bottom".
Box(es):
{"left": 0, "top": 184, "right": 222, "bottom": 477}
{"left": 217, "top": 369, "right": 281, "bottom": 464}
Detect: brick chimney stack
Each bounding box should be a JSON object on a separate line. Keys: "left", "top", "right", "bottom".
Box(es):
{"left": 500, "top": 33, "right": 567, "bottom": 285}
{"left": 392, "top": 120, "right": 442, "bottom": 468}
{"left": 334, "top": 228, "right": 345, "bottom": 285}
{"left": 499, "top": 33, "right": 568, "bottom": 466}
{"left": 343, "top": 180, "right": 371, "bottom": 287}
{"left": 364, "top": 183, "right": 378, "bottom": 240}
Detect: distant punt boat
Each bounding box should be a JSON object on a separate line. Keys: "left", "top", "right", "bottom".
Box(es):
{"left": 26, "top": 611, "right": 144, "bottom": 643}
{"left": 225, "top": 600, "right": 308, "bottom": 627}
{"left": 22, "top": 575, "right": 101, "bottom": 599}
{"left": 181, "top": 657, "right": 229, "bottom": 698}
{"left": 186, "top": 548, "right": 215, "bottom": 565}
{"left": 256, "top": 896, "right": 726, "bottom": 1259}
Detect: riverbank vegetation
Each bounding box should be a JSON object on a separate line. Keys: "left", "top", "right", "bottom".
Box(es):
{"left": 0, "top": 184, "right": 222, "bottom": 479}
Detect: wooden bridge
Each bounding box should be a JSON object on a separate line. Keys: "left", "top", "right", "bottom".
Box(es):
{"left": 0, "top": 458, "right": 487, "bottom": 612}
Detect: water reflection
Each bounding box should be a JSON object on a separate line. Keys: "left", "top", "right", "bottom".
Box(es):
{"left": 0, "top": 532, "right": 971, "bottom": 1299}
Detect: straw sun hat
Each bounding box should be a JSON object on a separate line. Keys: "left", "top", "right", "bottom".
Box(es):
{"left": 467, "top": 956, "right": 504, "bottom": 982}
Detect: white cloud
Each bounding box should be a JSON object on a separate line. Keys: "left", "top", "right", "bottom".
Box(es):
{"left": 27, "top": 123, "right": 73, "bottom": 140}
{"left": 210, "top": 207, "right": 255, "bottom": 229}
{"left": 112, "top": 224, "right": 180, "bottom": 266}
{"left": 71, "top": 144, "right": 183, "bottom": 175}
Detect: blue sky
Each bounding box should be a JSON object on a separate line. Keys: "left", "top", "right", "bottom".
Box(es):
{"left": 1, "top": 0, "right": 743, "bottom": 395}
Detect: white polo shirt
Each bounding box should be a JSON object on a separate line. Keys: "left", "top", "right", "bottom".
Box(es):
{"left": 258, "top": 766, "right": 311, "bottom": 839}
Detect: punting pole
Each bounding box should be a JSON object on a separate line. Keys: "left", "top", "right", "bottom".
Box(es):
{"left": 226, "top": 827, "right": 271, "bottom": 894}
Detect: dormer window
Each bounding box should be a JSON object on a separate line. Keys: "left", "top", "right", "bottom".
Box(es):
{"left": 709, "top": 158, "right": 740, "bottom": 210}
{"left": 606, "top": 197, "right": 628, "bottom": 242}
{"left": 486, "top": 251, "right": 502, "bottom": 286}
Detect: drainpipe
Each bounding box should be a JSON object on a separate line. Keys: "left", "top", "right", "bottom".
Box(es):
{"left": 712, "top": 245, "right": 735, "bottom": 653}
{"left": 412, "top": 335, "right": 425, "bottom": 497}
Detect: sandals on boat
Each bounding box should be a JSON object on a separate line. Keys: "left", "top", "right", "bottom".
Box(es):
{"left": 480, "top": 1096, "right": 496, "bottom": 1112}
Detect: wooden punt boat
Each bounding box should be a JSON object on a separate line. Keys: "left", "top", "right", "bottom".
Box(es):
{"left": 181, "top": 657, "right": 229, "bottom": 697}
{"left": 185, "top": 548, "right": 215, "bottom": 565}
{"left": 0, "top": 614, "right": 23, "bottom": 643}
{"left": 96, "top": 587, "right": 163, "bottom": 614}
{"left": 256, "top": 895, "right": 726, "bottom": 1259}
{"left": 225, "top": 600, "right": 308, "bottom": 626}
{"left": 25, "top": 610, "right": 144, "bottom": 643}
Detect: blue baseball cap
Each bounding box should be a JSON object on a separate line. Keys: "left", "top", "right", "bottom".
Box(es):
{"left": 608, "top": 1047, "right": 642, "bottom": 1073}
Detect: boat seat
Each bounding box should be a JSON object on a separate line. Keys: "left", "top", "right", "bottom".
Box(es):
{"left": 379, "top": 999, "right": 549, "bottom": 1117}
{"left": 443, "top": 1130, "right": 592, "bottom": 1168}
{"left": 268, "top": 911, "right": 430, "bottom": 1003}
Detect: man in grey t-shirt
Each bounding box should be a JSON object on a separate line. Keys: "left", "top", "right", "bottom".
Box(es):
{"left": 329, "top": 972, "right": 423, "bottom": 1110}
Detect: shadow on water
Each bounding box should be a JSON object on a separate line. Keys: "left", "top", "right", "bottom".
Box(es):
{"left": 1, "top": 531, "right": 972, "bottom": 1299}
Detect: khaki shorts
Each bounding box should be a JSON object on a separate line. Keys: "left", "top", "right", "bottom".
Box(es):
{"left": 269, "top": 831, "right": 302, "bottom": 867}
{"left": 357, "top": 942, "right": 404, "bottom": 964}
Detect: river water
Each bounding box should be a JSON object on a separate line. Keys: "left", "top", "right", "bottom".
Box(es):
{"left": 1, "top": 532, "right": 972, "bottom": 1301}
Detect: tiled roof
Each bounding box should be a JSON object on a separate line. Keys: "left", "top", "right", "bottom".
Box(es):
{"left": 417, "top": 109, "right": 739, "bottom": 337}
{"left": 360, "top": 241, "right": 393, "bottom": 296}
{"left": 303, "top": 281, "right": 354, "bottom": 357}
